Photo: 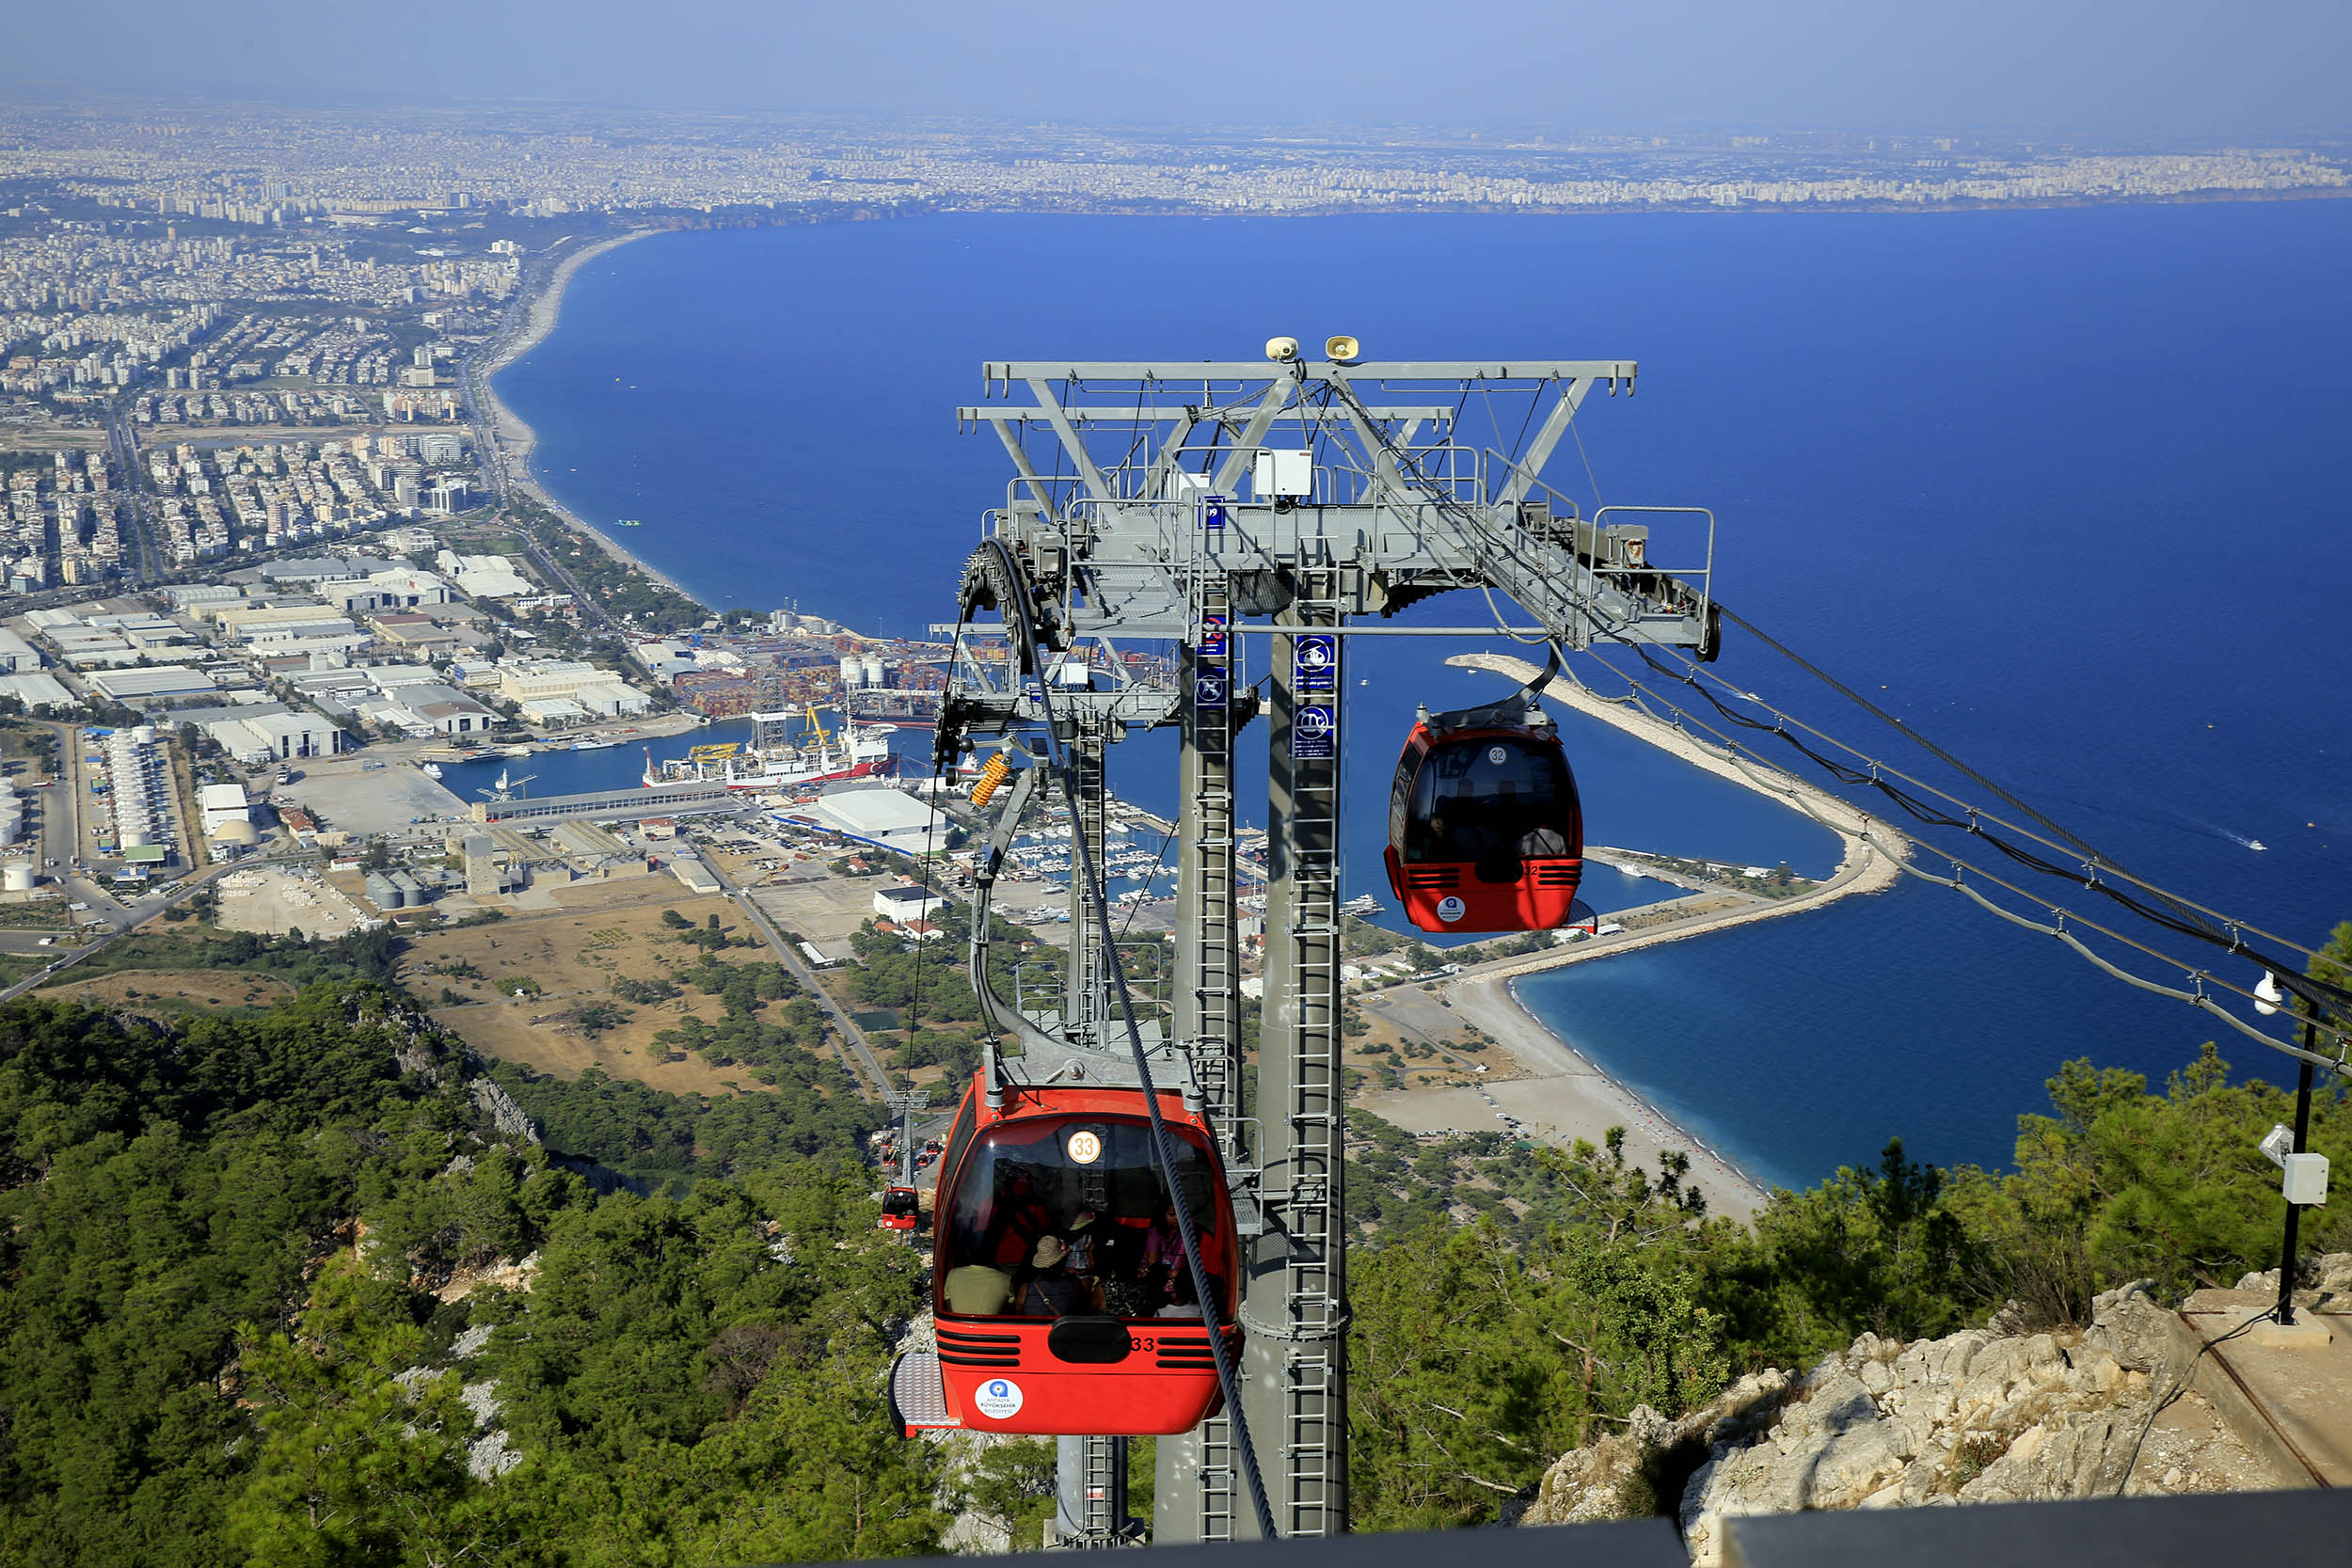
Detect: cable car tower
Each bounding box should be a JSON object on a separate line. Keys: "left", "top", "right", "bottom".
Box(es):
{"left": 928, "top": 341, "right": 1718, "bottom": 1544}
{"left": 878, "top": 1088, "right": 929, "bottom": 1233}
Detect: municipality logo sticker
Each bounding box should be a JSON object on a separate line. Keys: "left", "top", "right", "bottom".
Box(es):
{"left": 1292, "top": 703, "right": 1337, "bottom": 760}
{"left": 973, "top": 1377, "right": 1025, "bottom": 1419}
{"left": 1437, "top": 895, "right": 1467, "bottom": 924}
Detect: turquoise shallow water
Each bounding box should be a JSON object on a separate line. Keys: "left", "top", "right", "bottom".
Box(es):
{"left": 498, "top": 205, "right": 2352, "bottom": 1188}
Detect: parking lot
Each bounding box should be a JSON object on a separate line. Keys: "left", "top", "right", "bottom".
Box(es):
{"left": 212, "top": 864, "right": 370, "bottom": 938}
{"left": 280, "top": 756, "right": 471, "bottom": 839}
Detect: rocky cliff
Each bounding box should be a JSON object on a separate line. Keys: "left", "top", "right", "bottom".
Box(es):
{"left": 1523, "top": 1263, "right": 2351, "bottom": 1561}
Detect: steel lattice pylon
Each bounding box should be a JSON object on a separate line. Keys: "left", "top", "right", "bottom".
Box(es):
{"left": 936, "top": 350, "right": 1715, "bottom": 1544}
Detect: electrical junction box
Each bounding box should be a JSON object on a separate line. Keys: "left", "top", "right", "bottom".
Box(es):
{"left": 2283, "top": 1151, "right": 2329, "bottom": 1206}
{"left": 1253, "top": 448, "right": 1313, "bottom": 498}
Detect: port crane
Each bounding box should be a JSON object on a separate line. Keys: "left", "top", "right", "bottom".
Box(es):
{"left": 912, "top": 341, "right": 1718, "bottom": 1545}
{"left": 474, "top": 767, "right": 536, "bottom": 804}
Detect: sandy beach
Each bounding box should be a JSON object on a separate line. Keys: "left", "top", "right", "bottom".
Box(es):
{"left": 481, "top": 230, "right": 651, "bottom": 468}
{"left": 473, "top": 229, "right": 702, "bottom": 604}
{"left": 1354, "top": 652, "right": 1915, "bottom": 1215}
{"left": 1355, "top": 978, "right": 1772, "bottom": 1220}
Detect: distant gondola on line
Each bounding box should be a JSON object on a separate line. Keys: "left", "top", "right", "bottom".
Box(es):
{"left": 877, "top": 1185, "right": 920, "bottom": 1232}
{"left": 888, "top": 1070, "right": 1239, "bottom": 1438}
{"left": 1384, "top": 683, "right": 1586, "bottom": 933}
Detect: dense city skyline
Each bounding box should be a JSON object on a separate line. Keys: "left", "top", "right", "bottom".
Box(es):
{"left": 4, "top": 98, "right": 2344, "bottom": 228}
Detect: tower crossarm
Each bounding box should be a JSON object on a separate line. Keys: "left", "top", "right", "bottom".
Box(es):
{"left": 965, "top": 358, "right": 1719, "bottom": 659}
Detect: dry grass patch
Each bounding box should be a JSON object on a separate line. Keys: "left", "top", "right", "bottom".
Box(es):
{"left": 405, "top": 892, "right": 781, "bottom": 1097}
{"left": 44, "top": 969, "right": 298, "bottom": 1015}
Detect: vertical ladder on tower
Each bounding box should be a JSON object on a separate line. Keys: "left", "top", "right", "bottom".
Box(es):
{"left": 1068, "top": 721, "right": 1111, "bottom": 1048}
{"left": 1195, "top": 1408, "right": 1236, "bottom": 1544}
{"left": 1188, "top": 573, "right": 1242, "bottom": 1143}
{"left": 1279, "top": 560, "right": 1346, "bottom": 1538}
{"left": 1176, "top": 518, "right": 1248, "bottom": 1543}
{"left": 1160, "top": 502, "right": 1247, "bottom": 1546}
{"left": 1080, "top": 1435, "right": 1126, "bottom": 1545}
{"left": 1050, "top": 1433, "right": 1134, "bottom": 1549}
{"left": 1286, "top": 1354, "right": 1337, "bottom": 1538}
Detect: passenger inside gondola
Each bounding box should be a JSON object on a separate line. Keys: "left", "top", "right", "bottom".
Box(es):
{"left": 1015, "top": 1235, "right": 1097, "bottom": 1317}
{"left": 940, "top": 1115, "right": 1234, "bottom": 1320}
{"left": 1404, "top": 737, "right": 1575, "bottom": 874}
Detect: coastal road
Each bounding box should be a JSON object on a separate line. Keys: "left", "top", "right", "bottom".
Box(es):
{"left": 701, "top": 856, "right": 896, "bottom": 1101}
{"left": 459, "top": 248, "right": 612, "bottom": 629}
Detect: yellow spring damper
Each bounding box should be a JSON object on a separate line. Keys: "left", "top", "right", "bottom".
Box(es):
{"left": 970, "top": 753, "right": 1011, "bottom": 806}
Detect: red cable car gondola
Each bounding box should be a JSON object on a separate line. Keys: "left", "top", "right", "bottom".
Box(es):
{"left": 877, "top": 1186, "right": 920, "bottom": 1231}
{"left": 889, "top": 1069, "right": 1240, "bottom": 1438}
{"left": 1384, "top": 679, "right": 1585, "bottom": 933}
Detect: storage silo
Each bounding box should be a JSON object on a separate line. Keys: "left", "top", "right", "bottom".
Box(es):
{"left": 365, "top": 870, "right": 403, "bottom": 910}
{"left": 838, "top": 655, "right": 866, "bottom": 689}
{"left": 861, "top": 654, "right": 886, "bottom": 688}
{"left": 3, "top": 863, "right": 35, "bottom": 893}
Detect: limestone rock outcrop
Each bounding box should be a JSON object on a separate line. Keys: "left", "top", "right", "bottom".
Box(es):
{"left": 1522, "top": 1371, "right": 1791, "bottom": 1526}
{"left": 2232, "top": 1250, "right": 2352, "bottom": 1310}
{"left": 1524, "top": 1280, "right": 2288, "bottom": 1563}
{"left": 469, "top": 1075, "right": 541, "bottom": 1145}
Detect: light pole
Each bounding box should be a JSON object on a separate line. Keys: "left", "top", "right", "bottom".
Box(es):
{"left": 2255, "top": 972, "right": 2327, "bottom": 1326}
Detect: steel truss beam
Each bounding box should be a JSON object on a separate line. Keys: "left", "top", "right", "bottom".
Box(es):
{"left": 962, "top": 360, "right": 1713, "bottom": 659}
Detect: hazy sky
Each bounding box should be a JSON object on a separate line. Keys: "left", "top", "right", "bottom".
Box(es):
{"left": 17, "top": 1, "right": 2350, "bottom": 142}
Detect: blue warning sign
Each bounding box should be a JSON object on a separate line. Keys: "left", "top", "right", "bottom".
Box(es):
{"left": 1295, "top": 633, "right": 1338, "bottom": 693}
{"left": 1292, "top": 703, "right": 1337, "bottom": 760}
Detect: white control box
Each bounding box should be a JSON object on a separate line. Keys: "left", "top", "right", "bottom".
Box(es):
{"left": 1253, "top": 448, "right": 1313, "bottom": 499}
{"left": 2283, "top": 1151, "right": 2329, "bottom": 1207}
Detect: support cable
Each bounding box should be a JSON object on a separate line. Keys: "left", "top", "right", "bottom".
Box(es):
{"left": 1562, "top": 652, "right": 2349, "bottom": 1079}
{"left": 1710, "top": 604, "right": 2231, "bottom": 943}
{"left": 1597, "top": 657, "right": 2338, "bottom": 1060}
{"left": 962, "top": 539, "right": 1280, "bottom": 1541}
{"left": 1608, "top": 639, "right": 2352, "bottom": 1027}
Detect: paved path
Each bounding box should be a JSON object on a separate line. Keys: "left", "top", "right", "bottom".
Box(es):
{"left": 701, "top": 856, "right": 894, "bottom": 1101}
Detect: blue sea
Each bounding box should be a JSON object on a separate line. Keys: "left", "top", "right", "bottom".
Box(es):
{"left": 499, "top": 203, "right": 2352, "bottom": 1190}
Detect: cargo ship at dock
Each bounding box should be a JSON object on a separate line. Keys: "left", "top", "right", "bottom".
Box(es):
{"left": 642, "top": 706, "right": 897, "bottom": 791}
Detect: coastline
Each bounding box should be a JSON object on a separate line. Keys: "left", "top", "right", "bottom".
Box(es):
{"left": 476, "top": 229, "right": 705, "bottom": 606}
{"left": 1392, "top": 651, "right": 1915, "bottom": 1212}
{"left": 466, "top": 233, "right": 1891, "bottom": 1212}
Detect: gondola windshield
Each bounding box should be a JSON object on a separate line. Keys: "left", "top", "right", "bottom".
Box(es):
{"left": 939, "top": 1116, "right": 1234, "bottom": 1321}
{"left": 1400, "top": 735, "right": 1577, "bottom": 878}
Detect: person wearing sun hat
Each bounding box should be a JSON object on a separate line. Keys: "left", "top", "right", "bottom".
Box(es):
{"left": 1016, "top": 1233, "right": 1096, "bottom": 1318}
{"left": 1060, "top": 1209, "right": 1099, "bottom": 1275}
